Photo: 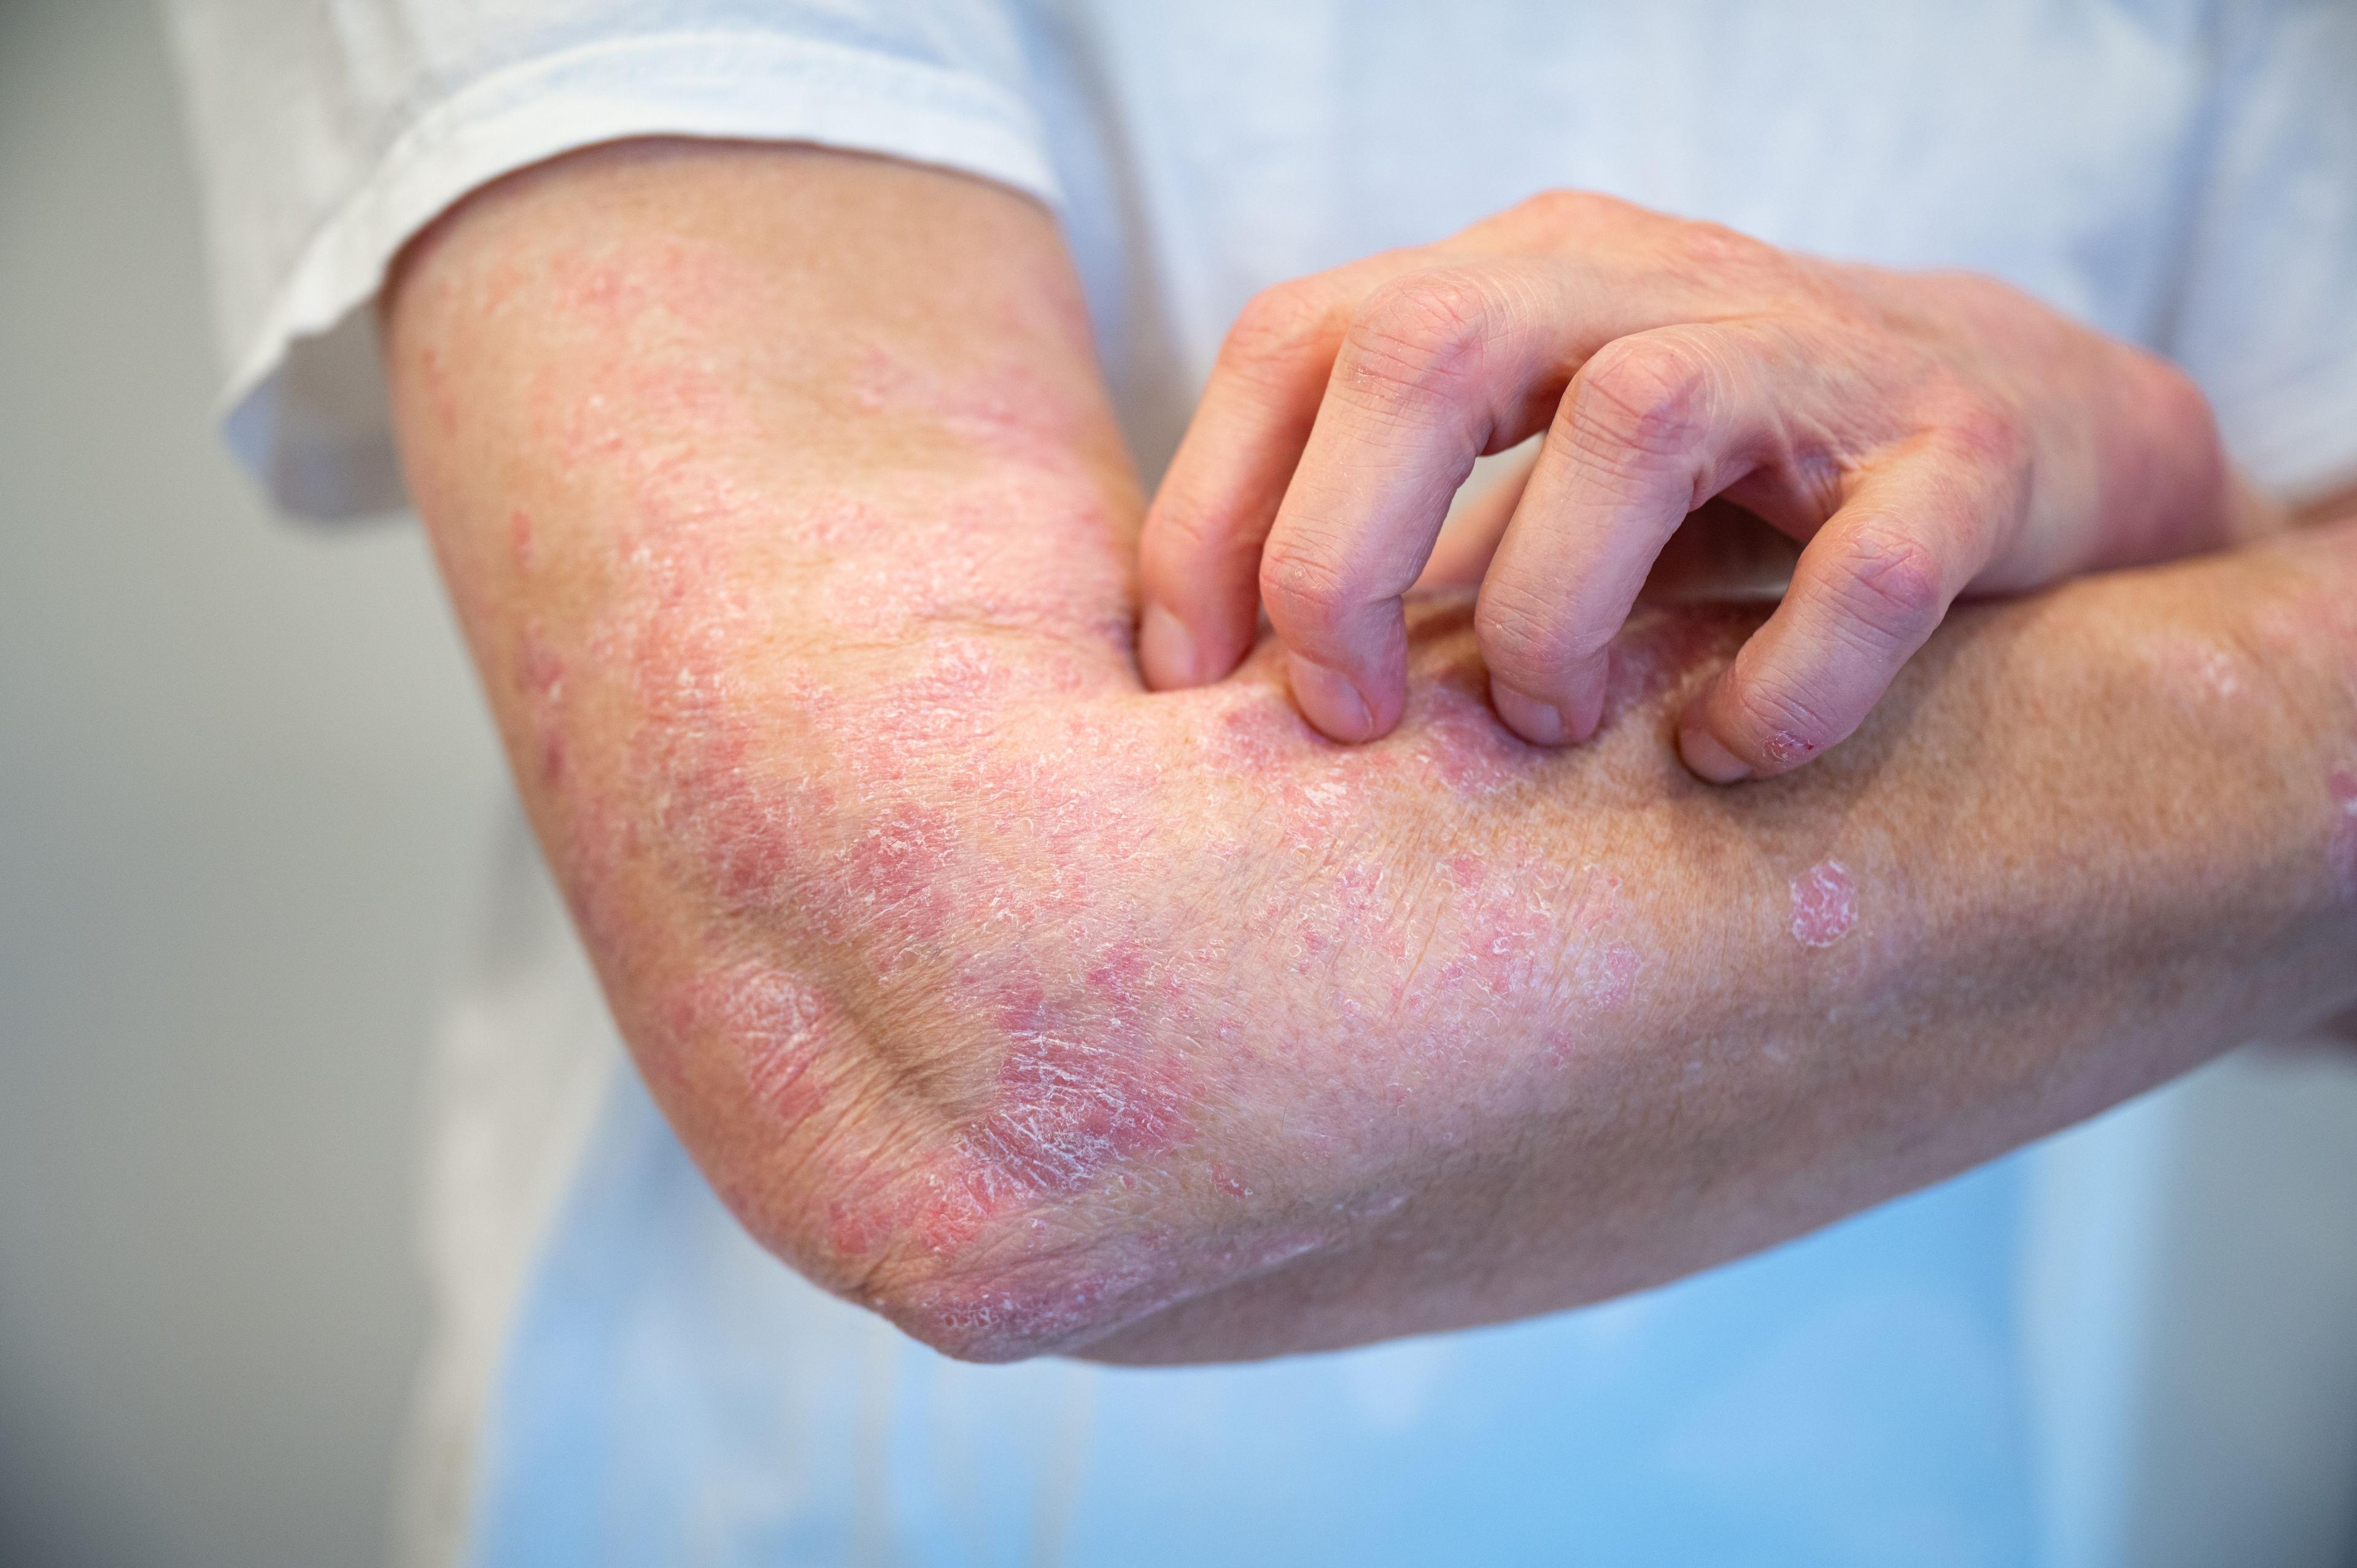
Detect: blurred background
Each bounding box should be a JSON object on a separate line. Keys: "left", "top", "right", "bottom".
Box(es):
{"left": 4, "top": 5, "right": 2357, "bottom": 1567}
{"left": 0, "top": 4, "right": 504, "bottom": 1564}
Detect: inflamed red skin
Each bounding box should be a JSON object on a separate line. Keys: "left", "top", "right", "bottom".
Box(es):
{"left": 385, "top": 141, "right": 2357, "bottom": 1364}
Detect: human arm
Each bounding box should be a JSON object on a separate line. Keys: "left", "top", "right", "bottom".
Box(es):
{"left": 383, "top": 140, "right": 2357, "bottom": 1364}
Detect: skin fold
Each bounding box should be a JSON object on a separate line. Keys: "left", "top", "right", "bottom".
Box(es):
{"left": 382, "top": 139, "right": 2357, "bottom": 1364}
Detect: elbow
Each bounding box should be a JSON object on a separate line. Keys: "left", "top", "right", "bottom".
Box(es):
{"left": 814, "top": 1125, "right": 1358, "bottom": 1363}
{"left": 689, "top": 1000, "right": 1355, "bottom": 1361}
{"left": 862, "top": 1245, "right": 1172, "bottom": 1364}
{"left": 711, "top": 1042, "right": 1209, "bottom": 1364}
{"left": 797, "top": 1159, "right": 1190, "bottom": 1363}
{"left": 797, "top": 981, "right": 1229, "bottom": 1359}
{"left": 854, "top": 1194, "right": 1344, "bottom": 1365}
{"left": 657, "top": 903, "right": 1292, "bottom": 1360}
{"left": 709, "top": 1130, "right": 1156, "bottom": 1361}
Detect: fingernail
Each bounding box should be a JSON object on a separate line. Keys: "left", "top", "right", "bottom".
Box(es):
{"left": 1287, "top": 653, "right": 1376, "bottom": 740}
{"left": 1678, "top": 724, "right": 1753, "bottom": 784}
{"left": 1137, "top": 603, "right": 1198, "bottom": 687}
{"left": 1490, "top": 682, "right": 1567, "bottom": 745}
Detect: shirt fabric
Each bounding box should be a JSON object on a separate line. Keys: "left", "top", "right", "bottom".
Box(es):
{"left": 160, "top": 3, "right": 2357, "bottom": 1566}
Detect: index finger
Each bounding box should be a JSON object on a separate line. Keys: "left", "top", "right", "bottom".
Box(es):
{"left": 1135, "top": 255, "right": 1413, "bottom": 690}
{"left": 1256, "top": 261, "right": 1682, "bottom": 740}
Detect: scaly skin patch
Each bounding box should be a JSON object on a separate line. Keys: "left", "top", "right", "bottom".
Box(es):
{"left": 1790, "top": 860, "right": 1860, "bottom": 949}
{"left": 389, "top": 147, "right": 2357, "bottom": 1372}
{"left": 2330, "top": 765, "right": 2357, "bottom": 903}
{"left": 664, "top": 959, "right": 838, "bottom": 1128}
{"left": 547, "top": 507, "right": 1744, "bottom": 1358}
{"left": 479, "top": 240, "right": 1779, "bottom": 1358}
{"left": 960, "top": 948, "right": 1200, "bottom": 1193}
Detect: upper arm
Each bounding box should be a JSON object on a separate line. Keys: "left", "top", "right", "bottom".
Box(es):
{"left": 379, "top": 135, "right": 1145, "bottom": 765}
{"left": 166, "top": 0, "right": 1067, "bottom": 519}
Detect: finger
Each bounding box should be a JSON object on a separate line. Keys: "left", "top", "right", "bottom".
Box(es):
{"left": 1414, "top": 441, "right": 1541, "bottom": 594}
{"left": 1474, "top": 324, "right": 1790, "bottom": 744}
{"left": 1676, "top": 447, "right": 2022, "bottom": 782}
{"left": 1261, "top": 261, "right": 1675, "bottom": 741}
{"left": 1136, "top": 255, "right": 1412, "bottom": 689}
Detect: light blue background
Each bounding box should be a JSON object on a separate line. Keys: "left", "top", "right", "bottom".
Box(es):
{"left": 474, "top": 1071, "right": 2032, "bottom": 1567}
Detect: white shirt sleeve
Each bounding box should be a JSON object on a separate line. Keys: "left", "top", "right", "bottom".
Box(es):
{"left": 2160, "top": 0, "right": 2357, "bottom": 502}
{"left": 159, "top": 0, "right": 1061, "bottom": 520}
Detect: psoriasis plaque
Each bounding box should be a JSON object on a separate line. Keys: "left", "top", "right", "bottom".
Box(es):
{"left": 1788, "top": 859, "right": 1859, "bottom": 949}
{"left": 516, "top": 324, "right": 1805, "bottom": 1354}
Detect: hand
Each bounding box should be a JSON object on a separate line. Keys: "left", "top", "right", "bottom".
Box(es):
{"left": 1135, "top": 191, "right": 2253, "bottom": 778}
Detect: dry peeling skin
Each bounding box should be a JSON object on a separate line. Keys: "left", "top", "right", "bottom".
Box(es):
{"left": 439, "top": 268, "right": 1766, "bottom": 1355}
{"left": 1789, "top": 860, "right": 1860, "bottom": 949}
{"left": 500, "top": 351, "right": 1769, "bottom": 1356}
{"left": 393, "top": 158, "right": 2357, "bottom": 1367}
{"left": 644, "top": 589, "right": 1745, "bottom": 1355}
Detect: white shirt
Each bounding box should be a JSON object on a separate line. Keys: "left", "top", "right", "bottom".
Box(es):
{"left": 163, "top": 4, "right": 2357, "bottom": 1566}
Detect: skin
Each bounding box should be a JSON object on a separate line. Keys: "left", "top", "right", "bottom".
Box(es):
{"left": 1131, "top": 193, "right": 2277, "bottom": 779}
{"left": 382, "top": 139, "right": 2357, "bottom": 1365}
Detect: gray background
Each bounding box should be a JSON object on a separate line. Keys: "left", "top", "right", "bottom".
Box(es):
{"left": 0, "top": 4, "right": 503, "bottom": 1564}
{"left": 4, "top": 5, "right": 2356, "bottom": 1568}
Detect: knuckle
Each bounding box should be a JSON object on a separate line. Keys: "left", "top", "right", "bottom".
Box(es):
{"left": 1923, "top": 269, "right": 2035, "bottom": 331}
{"left": 1221, "top": 281, "right": 1336, "bottom": 385}
{"left": 1341, "top": 269, "right": 1507, "bottom": 403}
{"left": 1723, "top": 668, "right": 1844, "bottom": 764}
{"left": 1259, "top": 535, "right": 1360, "bottom": 639}
{"left": 1512, "top": 187, "right": 1627, "bottom": 233}
{"left": 1142, "top": 489, "right": 1257, "bottom": 569}
{"left": 1660, "top": 218, "right": 1784, "bottom": 284}
{"left": 2138, "top": 354, "right": 2224, "bottom": 454}
{"left": 1564, "top": 334, "right": 1715, "bottom": 462}
{"left": 1825, "top": 523, "right": 1947, "bottom": 647}
{"left": 1475, "top": 581, "right": 1585, "bottom": 680}
{"left": 1924, "top": 381, "right": 2029, "bottom": 479}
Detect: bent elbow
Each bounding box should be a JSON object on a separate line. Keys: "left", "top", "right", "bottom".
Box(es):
{"left": 723, "top": 1120, "right": 1196, "bottom": 1363}
{"left": 865, "top": 1253, "right": 1166, "bottom": 1364}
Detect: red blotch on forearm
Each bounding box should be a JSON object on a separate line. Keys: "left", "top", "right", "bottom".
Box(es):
{"left": 2330, "top": 766, "right": 2357, "bottom": 902}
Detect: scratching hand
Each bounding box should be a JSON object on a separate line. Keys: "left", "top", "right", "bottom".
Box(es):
{"left": 1136, "top": 191, "right": 2247, "bottom": 779}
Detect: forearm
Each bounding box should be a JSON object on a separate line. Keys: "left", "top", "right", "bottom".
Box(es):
{"left": 1041, "top": 506, "right": 2357, "bottom": 1361}
{"left": 385, "top": 141, "right": 2357, "bottom": 1365}
{"left": 1099, "top": 523, "right": 2357, "bottom": 1359}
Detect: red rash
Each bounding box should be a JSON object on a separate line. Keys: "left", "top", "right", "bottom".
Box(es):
{"left": 2330, "top": 764, "right": 2357, "bottom": 902}
{"left": 958, "top": 948, "right": 1199, "bottom": 1194}
{"left": 495, "top": 274, "right": 1798, "bottom": 1358}
{"left": 683, "top": 959, "right": 836, "bottom": 1127}
{"left": 754, "top": 922, "right": 1220, "bottom": 1348}
{"left": 1790, "top": 860, "right": 1861, "bottom": 949}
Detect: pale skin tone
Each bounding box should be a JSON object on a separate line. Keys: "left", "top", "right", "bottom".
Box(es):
{"left": 384, "top": 140, "right": 2357, "bottom": 1365}
{"left": 1134, "top": 192, "right": 2278, "bottom": 776}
